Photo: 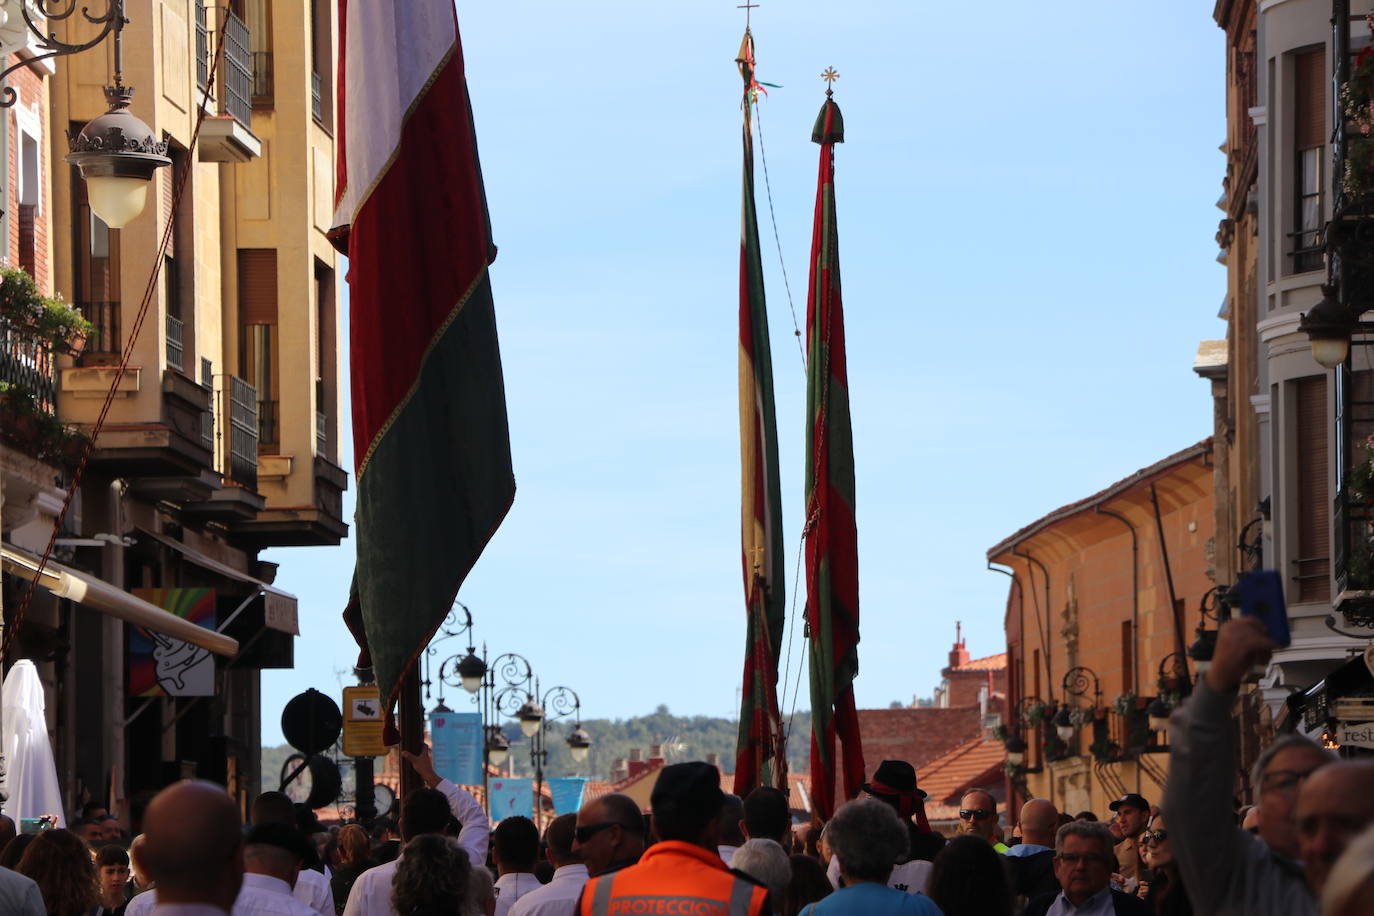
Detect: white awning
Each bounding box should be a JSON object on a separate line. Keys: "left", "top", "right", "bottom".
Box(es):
{"left": 0, "top": 545, "right": 239, "bottom": 657}
{"left": 138, "top": 529, "right": 299, "bottom": 635}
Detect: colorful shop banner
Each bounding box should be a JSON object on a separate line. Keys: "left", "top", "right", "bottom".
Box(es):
{"left": 548, "top": 777, "right": 588, "bottom": 816}
{"left": 429, "top": 710, "right": 483, "bottom": 785}
{"left": 129, "top": 589, "right": 217, "bottom": 697}
{"left": 487, "top": 778, "right": 534, "bottom": 822}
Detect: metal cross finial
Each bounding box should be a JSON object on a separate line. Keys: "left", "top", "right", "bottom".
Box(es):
{"left": 822, "top": 66, "right": 840, "bottom": 97}
{"left": 738, "top": 2, "right": 759, "bottom": 28}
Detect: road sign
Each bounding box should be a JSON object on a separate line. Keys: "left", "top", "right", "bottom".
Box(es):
{"left": 281, "top": 689, "right": 343, "bottom": 755}
{"left": 343, "top": 685, "right": 388, "bottom": 757}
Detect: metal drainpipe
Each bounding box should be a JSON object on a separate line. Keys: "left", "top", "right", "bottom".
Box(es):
{"left": 988, "top": 563, "right": 1025, "bottom": 811}
{"left": 1095, "top": 505, "right": 1140, "bottom": 794}
{"left": 1014, "top": 548, "right": 1054, "bottom": 700}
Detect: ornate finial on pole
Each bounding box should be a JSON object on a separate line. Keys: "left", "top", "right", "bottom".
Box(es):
{"left": 821, "top": 67, "right": 840, "bottom": 97}
{"left": 738, "top": 1, "right": 760, "bottom": 29}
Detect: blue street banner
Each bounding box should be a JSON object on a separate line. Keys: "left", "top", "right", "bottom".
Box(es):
{"left": 548, "top": 778, "right": 588, "bottom": 816}
{"left": 429, "top": 711, "right": 483, "bottom": 786}
{"left": 488, "top": 778, "right": 534, "bottom": 822}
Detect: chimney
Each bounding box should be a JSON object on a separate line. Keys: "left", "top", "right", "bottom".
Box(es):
{"left": 629, "top": 748, "right": 643, "bottom": 762}
{"left": 649, "top": 743, "right": 663, "bottom": 760}
{"left": 949, "top": 620, "right": 970, "bottom": 669}
{"left": 706, "top": 753, "right": 720, "bottom": 767}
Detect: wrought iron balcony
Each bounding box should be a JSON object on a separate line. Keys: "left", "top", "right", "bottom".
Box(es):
{"left": 226, "top": 374, "right": 258, "bottom": 488}
{"left": 0, "top": 319, "right": 57, "bottom": 416}
{"left": 223, "top": 11, "right": 252, "bottom": 128}
{"left": 165, "top": 313, "right": 184, "bottom": 372}
{"left": 195, "top": 0, "right": 208, "bottom": 91}
{"left": 258, "top": 398, "right": 278, "bottom": 451}
{"left": 315, "top": 409, "right": 327, "bottom": 457}
{"left": 78, "top": 301, "right": 119, "bottom": 362}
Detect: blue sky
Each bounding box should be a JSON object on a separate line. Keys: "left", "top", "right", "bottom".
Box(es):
{"left": 262, "top": 2, "right": 1225, "bottom": 748}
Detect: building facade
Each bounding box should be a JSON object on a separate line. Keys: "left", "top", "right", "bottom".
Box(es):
{"left": 1207, "top": 0, "right": 1374, "bottom": 749}
{"left": 988, "top": 443, "right": 1223, "bottom": 816}
{"left": 1, "top": 0, "right": 343, "bottom": 824}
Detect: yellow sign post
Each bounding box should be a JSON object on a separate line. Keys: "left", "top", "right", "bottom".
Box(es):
{"left": 342, "top": 686, "right": 388, "bottom": 757}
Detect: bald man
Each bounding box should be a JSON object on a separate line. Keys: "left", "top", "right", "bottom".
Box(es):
{"left": 1297, "top": 761, "right": 1374, "bottom": 898}
{"left": 1006, "top": 798, "right": 1061, "bottom": 900}
{"left": 129, "top": 781, "right": 244, "bottom": 916}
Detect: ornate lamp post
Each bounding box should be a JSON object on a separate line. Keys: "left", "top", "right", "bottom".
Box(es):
{"left": 0, "top": 1, "right": 170, "bottom": 226}
{"left": 528, "top": 684, "right": 590, "bottom": 828}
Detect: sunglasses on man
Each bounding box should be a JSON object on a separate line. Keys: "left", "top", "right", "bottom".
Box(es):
{"left": 1140, "top": 829, "right": 1168, "bottom": 845}
{"left": 958, "top": 808, "right": 993, "bottom": 821}
{"left": 574, "top": 822, "right": 621, "bottom": 844}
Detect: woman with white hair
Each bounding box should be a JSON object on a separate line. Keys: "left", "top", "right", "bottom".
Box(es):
{"left": 799, "top": 799, "right": 941, "bottom": 915}
{"left": 732, "top": 839, "right": 792, "bottom": 900}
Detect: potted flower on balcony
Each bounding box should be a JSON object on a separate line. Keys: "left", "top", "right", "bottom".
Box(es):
{"left": 0, "top": 266, "right": 94, "bottom": 356}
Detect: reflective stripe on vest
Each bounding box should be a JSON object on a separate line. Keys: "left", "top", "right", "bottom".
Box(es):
{"left": 591, "top": 873, "right": 617, "bottom": 915}
{"left": 583, "top": 874, "right": 761, "bottom": 916}
{"left": 725, "top": 877, "right": 756, "bottom": 916}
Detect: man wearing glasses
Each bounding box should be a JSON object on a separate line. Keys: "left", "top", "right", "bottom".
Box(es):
{"left": 1021, "top": 822, "right": 1149, "bottom": 916}
{"left": 1165, "top": 617, "right": 1335, "bottom": 916}
{"left": 571, "top": 794, "right": 646, "bottom": 878}
{"left": 957, "top": 790, "right": 1009, "bottom": 853}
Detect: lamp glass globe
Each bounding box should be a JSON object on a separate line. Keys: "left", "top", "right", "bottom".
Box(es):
{"left": 488, "top": 745, "right": 509, "bottom": 767}
{"left": 1007, "top": 750, "right": 1025, "bottom": 766}
{"left": 460, "top": 674, "right": 482, "bottom": 694}
{"left": 86, "top": 176, "right": 149, "bottom": 229}
{"left": 1056, "top": 724, "right": 1075, "bottom": 743}
{"left": 520, "top": 716, "right": 541, "bottom": 738}
{"left": 1312, "top": 337, "right": 1350, "bottom": 369}
{"left": 570, "top": 744, "right": 590, "bottom": 763}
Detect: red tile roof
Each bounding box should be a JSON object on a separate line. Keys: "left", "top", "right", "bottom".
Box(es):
{"left": 952, "top": 653, "right": 1006, "bottom": 672}
{"left": 916, "top": 738, "right": 1007, "bottom": 822}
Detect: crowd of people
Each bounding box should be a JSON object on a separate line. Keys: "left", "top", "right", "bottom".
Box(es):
{"left": 7, "top": 617, "right": 1374, "bottom": 915}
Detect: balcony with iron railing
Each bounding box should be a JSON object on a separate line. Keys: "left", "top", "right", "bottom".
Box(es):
{"left": 222, "top": 10, "right": 252, "bottom": 128}
{"left": 227, "top": 374, "right": 259, "bottom": 489}
{"left": 77, "top": 301, "right": 119, "bottom": 365}
{"left": 315, "top": 409, "right": 327, "bottom": 457}
{"left": 165, "top": 313, "right": 184, "bottom": 372}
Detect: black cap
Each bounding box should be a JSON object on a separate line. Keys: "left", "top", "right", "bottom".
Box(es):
{"left": 1108, "top": 793, "right": 1149, "bottom": 813}
{"left": 651, "top": 762, "right": 724, "bottom": 815}
{"left": 244, "top": 822, "right": 312, "bottom": 861}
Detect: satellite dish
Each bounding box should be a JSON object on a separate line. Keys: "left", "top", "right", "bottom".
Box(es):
{"left": 281, "top": 688, "right": 342, "bottom": 755}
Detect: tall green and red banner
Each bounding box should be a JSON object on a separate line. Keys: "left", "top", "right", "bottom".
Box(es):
{"left": 333, "top": 0, "right": 515, "bottom": 740}
{"left": 805, "top": 94, "right": 865, "bottom": 818}
{"left": 733, "top": 29, "right": 788, "bottom": 796}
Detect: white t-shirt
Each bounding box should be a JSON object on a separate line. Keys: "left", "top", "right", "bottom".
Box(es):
{"left": 494, "top": 872, "right": 540, "bottom": 916}
{"left": 291, "top": 868, "right": 333, "bottom": 916}
{"left": 508, "top": 864, "right": 588, "bottom": 916}
{"left": 826, "top": 854, "right": 933, "bottom": 895}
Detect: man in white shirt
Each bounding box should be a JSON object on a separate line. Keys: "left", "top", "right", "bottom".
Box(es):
{"left": 493, "top": 816, "right": 541, "bottom": 916}
{"left": 716, "top": 794, "right": 744, "bottom": 865}
{"left": 133, "top": 780, "right": 245, "bottom": 916}
{"left": 249, "top": 792, "right": 334, "bottom": 916}
{"left": 343, "top": 747, "right": 491, "bottom": 916}
{"left": 509, "top": 815, "right": 586, "bottom": 916}
{"left": 235, "top": 824, "right": 320, "bottom": 916}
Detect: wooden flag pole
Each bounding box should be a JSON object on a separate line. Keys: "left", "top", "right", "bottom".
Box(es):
{"left": 398, "top": 668, "right": 424, "bottom": 800}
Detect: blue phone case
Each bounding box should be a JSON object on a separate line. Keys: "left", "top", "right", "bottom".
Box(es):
{"left": 1236, "top": 570, "right": 1291, "bottom": 648}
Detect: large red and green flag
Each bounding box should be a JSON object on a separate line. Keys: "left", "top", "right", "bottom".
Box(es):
{"left": 733, "top": 28, "right": 788, "bottom": 797}
{"left": 804, "top": 92, "right": 865, "bottom": 818}
{"left": 332, "top": 0, "right": 515, "bottom": 740}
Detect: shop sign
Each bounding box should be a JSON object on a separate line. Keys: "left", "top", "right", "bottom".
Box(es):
{"left": 1338, "top": 721, "right": 1374, "bottom": 749}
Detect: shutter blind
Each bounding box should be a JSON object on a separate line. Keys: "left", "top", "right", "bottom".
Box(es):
{"left": 1295, "top": 49, "right": 1326, "bottom": 150}
{"left": 162, "top": 154, "right": 175, "bottom": 258}
{"left": 1120, "top": 620, "right": 1134, "bottom": 695}
{"left": 1296, "top": 376, "right": 1331, "bottom": 602}
{"left": 238, "top": 249, "right": 278, "bottom": 324}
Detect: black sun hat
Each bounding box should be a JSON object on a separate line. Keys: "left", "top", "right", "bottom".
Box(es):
{"left": 861, "top": 759, "right": 928, "bottom": 800}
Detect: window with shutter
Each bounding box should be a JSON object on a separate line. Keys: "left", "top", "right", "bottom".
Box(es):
{"left": 1292, "top": 49, "right": 1325, "bottom": 273}
{"left": 238, "top": 249, "right": 279, "bottom": 451}
{"left": 1296, "top": 376, "right": 1331, "bottom": 602}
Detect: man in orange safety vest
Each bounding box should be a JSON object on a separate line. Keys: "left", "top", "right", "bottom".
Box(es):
{"left": 576, "top": 762, "right": 770, "bottom": 916}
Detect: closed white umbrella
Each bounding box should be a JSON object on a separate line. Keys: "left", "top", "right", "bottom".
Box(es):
{"left": 1, "top": 660, "right": 65, "bottom": 827}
